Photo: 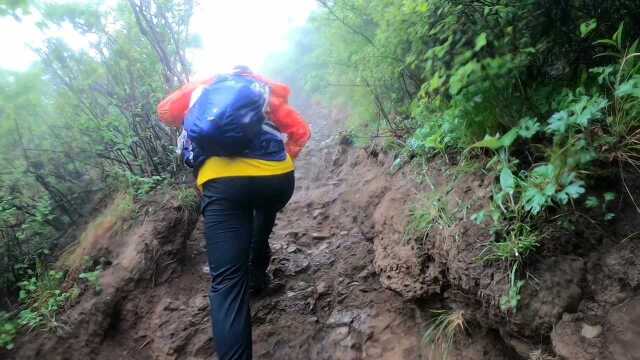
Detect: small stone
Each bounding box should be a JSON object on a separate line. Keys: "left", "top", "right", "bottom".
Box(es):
{"left": 340, "top": 231, "right": 348, "bottom": 236}
{"left": 331, "top": 326, "right": 349, "bottom": 341}
{"left": 283, "top": 230, "right": 305, "bottom": 240}
{"left": 357, "top": 267, "right": 376, "bottom": 280}
{"left": 340, "top": 333, "right": 357, "bottom": 348}
{"left": 316, "top": 281, "right": 330, "bottom": 295}
{"left": 312, "top": 209, "right": 324, "bottom": 218}
{"left": 287, "top": 245, "right": 298, "bottom": 253}
{"left": 190, "top": 295, "right": 209, "bottom": 312}
{"left": 581, "top": 324, "right": 602, "bottom": 339}
{"left": 312, "top": 232, "right": 331, "bottom": 240}
{"left": 365, "top": 344, "right": 383, "bottom": 358}
{"left": 327, "top": 309, "right": 357, "bottom": 326}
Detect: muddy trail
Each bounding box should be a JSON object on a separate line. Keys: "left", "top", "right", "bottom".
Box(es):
{"left": 8, "top": 106, "right": 428, "bottom": 360}
{"left": 8, "top": 103, "right": 640, "bottom": 360}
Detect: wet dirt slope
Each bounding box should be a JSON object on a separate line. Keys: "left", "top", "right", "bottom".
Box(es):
{"left": 9, "top": 105, "right": 436, "bottom": 360}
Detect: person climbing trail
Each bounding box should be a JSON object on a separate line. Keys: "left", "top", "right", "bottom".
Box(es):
{"left": 157, "top": 65, "right": 311, "bottom": 360}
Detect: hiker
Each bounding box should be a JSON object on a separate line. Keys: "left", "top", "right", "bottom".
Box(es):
{"left": 157, "top": 66, "right": 310, "bottom": 360}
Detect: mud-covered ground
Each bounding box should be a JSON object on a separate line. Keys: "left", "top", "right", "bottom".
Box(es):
{"left": 8, "top": 105, "right": 432, "bottom": 360}
{"left": 7, "top": 103, "right": 640, "bottom": 360}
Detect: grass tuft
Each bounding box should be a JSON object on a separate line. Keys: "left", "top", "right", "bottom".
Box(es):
{"left": 59, "top": 192, "right": 134, "bottom": 271}
{"left": 481, "top": 223, "right": 540, "bottom": 263}
{"left": 175, "top": 186, "right": 200, "bottom": 212}
{"left": 529, "top": 350, "right": 559, "bottom": 360}
{"left": 423, "top": 309, "right": 466, "bottom": 360}
{"left": 406, "top": 192, "right": 454, "bottom": 243}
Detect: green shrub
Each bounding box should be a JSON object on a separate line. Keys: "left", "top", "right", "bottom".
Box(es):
{"left": 17, "top": 266, "right": 79, "bottom": 330}
{"left": 0, "top": 312, "right": 17, "bottom": 350}
{"left": 106, "top": 169, "right": 166, "bottom": 199}
{"left": 175, "top": 187, "right": 199, "bottom": 212}
{"left": 0, "top": 263, "right": 86, "bottom": 349}
{"left": 79, "top": 265, "right": 103, "bottom": 294}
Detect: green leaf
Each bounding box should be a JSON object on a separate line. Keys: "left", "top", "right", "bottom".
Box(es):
{"left": 585, "top": 196, "right": 599, "bottom": 208}
{"left": 428, "top": 71, "right": 446, "bottom": 91}
{"left": 500, "top": 167, "right": 516, "bottom": 195}
{"left": 517, "top": 117, "right": 541, "bottom": 139}
{"left": 615, "top": 76, "right": 640, "bottom": 98}
{"left": 468, "top": 134, "right": 502, "bottom": 150}
{"left": 615, "top": 22, "right": 624, "bottom": 49}
{"left": 590, "top": 66, "right": 615, "bottom": 85}
{"left": 556, "top": 181, "right": 586, "bottom": 204}
{"left": 468, "top": 127, "right": 520, "bottom": 152}
{"left": 500, "top": 128, "right": 519, "bottom": 148}
{"left": 546, "top": 111, "right": 570, "bottom": 134}
{"left": 594, "top": 39, "right": 617, "bottom": 48}
{"left": 580, "top": 19, "right": 597, "bottom": 38}
{"left": 604, "top": 192, "right": 616, "bottom": 202}
{"left": 572, "top": 96, "right": 608, "bottom": 127}
{"left": 471, "top": 210, "right": 486, "bottom": 225}
{"left": 475, "top": 32, "right": 488, "bottom": 51}
{"left": 523, "top": 187, "right": 548, "bottom": 215}
{"left": 449, "top": 60, "right": 480, "bottom": 95}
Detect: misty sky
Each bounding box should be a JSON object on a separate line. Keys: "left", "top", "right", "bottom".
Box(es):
{"left": 0, "top": 0, "right": 317, "bottom": 76}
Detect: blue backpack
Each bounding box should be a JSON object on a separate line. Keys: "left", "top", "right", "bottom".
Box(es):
{"left": 184, "top": 74, "right": 269, "bottom": 160}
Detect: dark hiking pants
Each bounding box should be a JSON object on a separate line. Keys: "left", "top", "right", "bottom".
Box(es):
{"left": 201, "top": 172, "right": 295, "bottom": 360}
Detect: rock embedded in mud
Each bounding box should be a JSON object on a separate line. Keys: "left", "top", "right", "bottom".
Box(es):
{"left": 580, "top": 324, "right": 602, "bottom": 339}
{"left": 326, "top": 309, "right": 358, "bottom": 327}
{"left": 311, "top": 232, "right": 331, "bottom": 240}
{"left": 316, "top": 281, "right": 331, "bottom": 296}
{"left": 282, "top": 229, "right": 306, "bottom": 240}
{"left": 330, "top": 326, "right": 350, "bottom": 341}
{"left": 552, "top": 315, "right": 602, "bottom": 360}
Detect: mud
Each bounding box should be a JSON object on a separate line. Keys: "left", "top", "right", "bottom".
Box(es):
{"left": 7, "top": 102, "right": 640, "bottom": 359}
{"left": 8, "top": 106, "right": 434, "bottom": 360}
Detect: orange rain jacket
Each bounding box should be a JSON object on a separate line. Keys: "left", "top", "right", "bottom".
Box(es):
{"left": 157, "top": 74, "right": 311, "bottom": 159}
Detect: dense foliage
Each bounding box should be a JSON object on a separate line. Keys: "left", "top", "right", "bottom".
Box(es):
{"left": 0, "top": 0, "right": 193, "bottom": 303}
{"left": 284, "top": 0, "right": 640, "bottom": 315}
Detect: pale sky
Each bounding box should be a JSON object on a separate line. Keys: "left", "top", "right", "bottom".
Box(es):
{"left": 190, "top": 0, "right": 317, "bottom": 77}
{"left": 0, "top": 0, "right": 317, "bottom": 75}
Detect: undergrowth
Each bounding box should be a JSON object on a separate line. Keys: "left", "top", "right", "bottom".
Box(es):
{"left": 60, "top": 192, "right": 134, "bottom": 271}
{"left": 175, "top": 187, "right": 199, "bottom": 213}
{"left": 345, "top": 2, "right": 640, "bottom": 326}
{"left": 0, "top": 170, "right": 176, "bottom": 350}
{"left": 405, "top": 191, "right": 455, "bottom": 244}
{"left": 422, "top": 310, "right": 466, "bottom": 360}
{"left": 468, "top": 26, "right": 640, "bottom": 313}
{"left": 0, "top": 259, "right": 104, "bottom": 350}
